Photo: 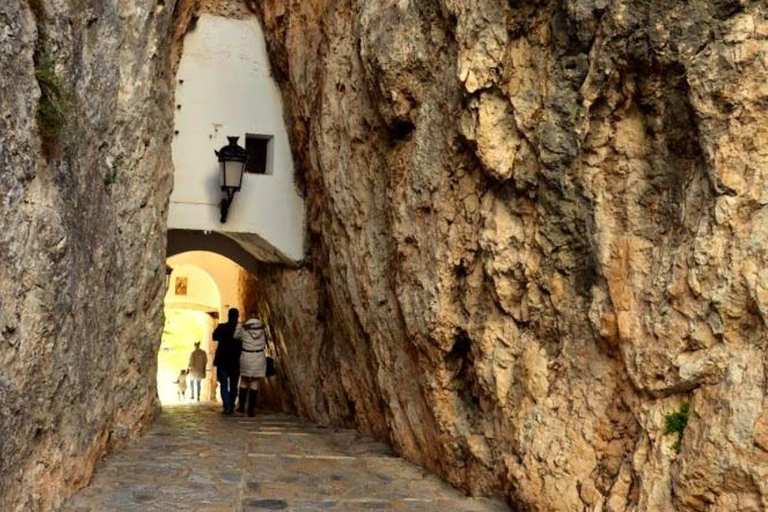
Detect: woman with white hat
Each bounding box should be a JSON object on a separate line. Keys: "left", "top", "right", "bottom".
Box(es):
{"left": 235, "top": 317, "right": 268, "bottom": 416}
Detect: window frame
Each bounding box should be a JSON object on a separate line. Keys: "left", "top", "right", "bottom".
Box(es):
{"left": 243, "top": 133, "right": 274, "bottom": 176}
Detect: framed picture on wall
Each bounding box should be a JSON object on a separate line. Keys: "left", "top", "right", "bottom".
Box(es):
{"left": 175, "top": 276, "right": 188, "bottom": 296}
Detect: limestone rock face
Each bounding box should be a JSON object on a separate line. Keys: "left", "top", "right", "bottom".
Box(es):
{"left": 2, "top": 1, "right": 767, "bottom": 512}
{"left": 0, "top": 1, "right": 174, "bottom": 510}
{"left": 250, "top": 1, "right": 768, "bottom": 511}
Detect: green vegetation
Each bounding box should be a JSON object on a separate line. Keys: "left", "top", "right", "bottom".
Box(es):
{"left": 34, "top": 55, "right": 66, "bottom": 158}
{"left": 664, "top": 403, "right": 690, "bottom": 453}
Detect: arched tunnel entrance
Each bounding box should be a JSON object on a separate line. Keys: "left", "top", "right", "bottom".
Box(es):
{"left": 161, "top": 229, "right": 293, "bottom": 412}
{"left": 159, "top": 261, "right": 221, "bottom": 405}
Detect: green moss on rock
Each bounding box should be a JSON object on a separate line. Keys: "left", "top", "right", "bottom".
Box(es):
{"left": 35, "top": 56, "right": 66, "bottom": 158}
{"left": 664, "top": 403, "right": 690, "bottom": 454}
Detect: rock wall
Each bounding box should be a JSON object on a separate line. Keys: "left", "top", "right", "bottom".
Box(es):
{"left": 249, "top": 1, "right": 768, "bottom": 511}
{"left": 0, "top": 1, "right": 175, "bottom": 510}
{"left": 2, "top": 1, "right": 768, "bottom": 512}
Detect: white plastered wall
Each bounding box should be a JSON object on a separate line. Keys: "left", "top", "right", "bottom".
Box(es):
{"left": 170, "top": 14, "right": 304, "bottom": 262}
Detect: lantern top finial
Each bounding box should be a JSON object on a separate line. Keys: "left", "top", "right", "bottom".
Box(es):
{"left": 215, "top": 136, "right": 247, "bottom": 162}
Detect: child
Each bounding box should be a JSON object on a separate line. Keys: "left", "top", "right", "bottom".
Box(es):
{"left": 174, "top": 369, "right": 188, "bottom": 401}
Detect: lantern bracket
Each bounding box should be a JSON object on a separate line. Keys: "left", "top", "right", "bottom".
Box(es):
{"left": 220, "top": 188, "right": 237, "bottom": 223}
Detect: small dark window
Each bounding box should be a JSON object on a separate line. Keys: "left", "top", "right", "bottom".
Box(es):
{"left": 245, "top": 135, "right": 271, "bottom": 175}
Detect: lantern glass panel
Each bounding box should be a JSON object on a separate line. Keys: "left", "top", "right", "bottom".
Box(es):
{"left": 222, "top": 160, "right": 244, "bottom": 189}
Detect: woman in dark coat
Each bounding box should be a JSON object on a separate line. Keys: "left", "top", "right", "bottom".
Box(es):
{"left": 213, "top": 308, "right": 241, "bottom": 415}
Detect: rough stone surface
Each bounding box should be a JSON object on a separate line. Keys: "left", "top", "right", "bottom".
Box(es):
{"left": 60, "top": 404, "right": 510, "bottom": 512}
{"left": 248, "top": 1, "right": 768, "bottom": 511}
{"left": 2, "top": 1, "right": 768, "bottom": 512}
{"left": 0, "top": 1, "right": 175, "bottom": 511}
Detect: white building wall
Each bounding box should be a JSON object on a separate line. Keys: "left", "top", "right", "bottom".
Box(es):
{"left": 170, "top": 14, "right": 304, "bottom": 262}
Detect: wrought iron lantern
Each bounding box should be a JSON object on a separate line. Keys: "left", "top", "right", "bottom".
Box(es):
{"left": 215, "top": 136, "right": 247, "bottom": 223}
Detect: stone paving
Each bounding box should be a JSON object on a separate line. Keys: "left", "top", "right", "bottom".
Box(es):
{"left": 61, "top": 404, "right": 512, "bottom": 512}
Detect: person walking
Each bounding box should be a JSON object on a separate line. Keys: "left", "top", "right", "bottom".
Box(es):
{"left": 187, "top": 341, "right": 208, "bottom": 402}
{"left": 213, "top": 308, "right": 241, "bottom": 415}
{"left": 174, "top": 369, "right": 188, "bottom": 401}
{"left": 235, "top": 317, "right": 268, "bottom": 417}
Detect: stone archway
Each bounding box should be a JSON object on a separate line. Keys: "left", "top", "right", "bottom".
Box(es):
{"left": 163, "top": 248, "right": 269, "bottom": 406}
{"left": 167, "top": 229, "right": 276, "bottom": 275}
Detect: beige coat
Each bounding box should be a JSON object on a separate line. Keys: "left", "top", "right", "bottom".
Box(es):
{"left": 188, "top": 348, "right": 208, "bottom": 379}
{"left": 236, "top": 319, "right": 268, "bottom": 378}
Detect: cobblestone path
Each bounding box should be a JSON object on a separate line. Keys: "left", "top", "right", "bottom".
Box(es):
{"left": 61, "top": 404, "right": 511, "bottom": 512}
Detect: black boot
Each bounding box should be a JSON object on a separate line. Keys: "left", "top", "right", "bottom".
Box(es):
{"left": 247, "top": 389, "right": 258, "bottom": 417}
{"left": 236, "top": 387, "right": 248, "bottom": 413}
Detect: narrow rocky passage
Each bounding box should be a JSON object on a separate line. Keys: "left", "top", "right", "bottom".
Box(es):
{"left": 60, "top": 405, "right": 511, "bottom": 512}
